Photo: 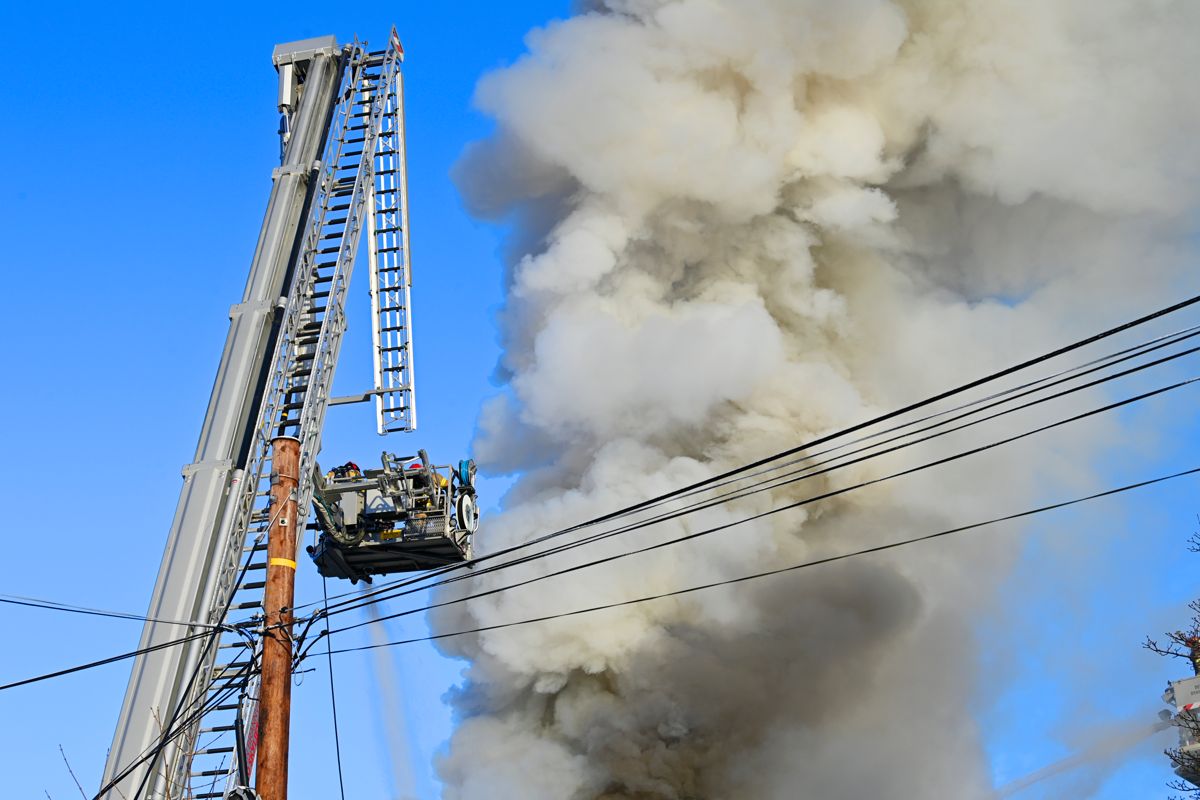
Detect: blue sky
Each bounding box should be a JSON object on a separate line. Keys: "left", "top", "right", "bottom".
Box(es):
{"left": 0, "top": 2, "right": 1195, "bottom": 799}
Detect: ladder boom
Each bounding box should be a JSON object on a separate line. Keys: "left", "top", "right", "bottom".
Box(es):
{"left": 102, "top": 32, "right": 412, "bottom": 799}
{"left": 99, "top": 37, "right": 343, "bottom": 798}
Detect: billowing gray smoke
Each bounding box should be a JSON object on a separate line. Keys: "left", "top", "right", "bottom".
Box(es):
{"left": 432, "top": 1, "right": 1200, "bottom": 797}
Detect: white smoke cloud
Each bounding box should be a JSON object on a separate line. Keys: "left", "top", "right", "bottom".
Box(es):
{"left": 434, "top": 1, "right": 1200, "bottom": 797}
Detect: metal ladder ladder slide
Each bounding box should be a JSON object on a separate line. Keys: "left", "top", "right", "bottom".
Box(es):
{"left": 368, "top": 53, "right": 417, "bottom": 436}
{"left": 162, "top": 40, "right": 404, "bottom": 800}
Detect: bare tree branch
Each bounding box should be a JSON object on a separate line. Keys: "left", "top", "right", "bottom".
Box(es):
{"left": 58, "top": 745, "right": 87, "bottom": 800}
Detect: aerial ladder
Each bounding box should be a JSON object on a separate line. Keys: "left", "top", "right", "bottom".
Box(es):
{"left": 99, "top": 30, "right": 476, "bottom": 799}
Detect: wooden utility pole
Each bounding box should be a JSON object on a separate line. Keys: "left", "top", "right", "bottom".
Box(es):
{"left": 256, "top": 435, "right": 300, "bottom": 800}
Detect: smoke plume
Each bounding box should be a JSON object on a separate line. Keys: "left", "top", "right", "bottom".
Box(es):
{"left": 433, "top": 1, "right": 1200, "bottom": 797}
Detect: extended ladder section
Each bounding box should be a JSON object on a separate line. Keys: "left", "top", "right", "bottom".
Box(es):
{"left": 100, "top": 35, "right": 407, "bottom": 800}
{"left": 368, "top": 57, "right": 417, "bottom": 435}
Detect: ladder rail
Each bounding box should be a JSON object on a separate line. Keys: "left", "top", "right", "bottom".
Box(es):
{"left": 369, "top": 61, "right": 417, "bottom": 435}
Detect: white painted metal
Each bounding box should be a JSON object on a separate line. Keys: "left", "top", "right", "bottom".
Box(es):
{"left": 368, "top": 58, "right": 417, "bottom": 435}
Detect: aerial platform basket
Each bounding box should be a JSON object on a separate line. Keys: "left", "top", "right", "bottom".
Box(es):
{"left": 307, "top": 449, "right": 478, "bottom": 583}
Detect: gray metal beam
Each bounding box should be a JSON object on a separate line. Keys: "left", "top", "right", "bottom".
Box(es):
{"left": 99, "top": 38, "right": 343, "bottom": 798}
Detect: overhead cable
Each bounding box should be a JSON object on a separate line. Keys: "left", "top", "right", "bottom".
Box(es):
{"left": 302, "top": 300, "right": 1200, "bottom": 614}
{"left": 0, "top": 594, "right": 230, "bottom": 630}
{"left": 317, "top": 360, "right": 1200, "bottom": 627}
{"left": 324, "top": 464, "right": 1200, "bottom": 655}
{"left": 96, "top": 651, "right": 257, "bottom": 800}
{"left": 0, "top": 630, "right": 214, "bottom": 693}
{"left": 323, "top": 578, "right": 348, "bottom": 800}
{"left": 128, "top": 534, "right": 264, "bottom": 800}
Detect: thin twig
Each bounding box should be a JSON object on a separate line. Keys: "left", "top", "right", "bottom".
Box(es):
{"left": 58, "top": 745, "right": 88, "bottom": 800}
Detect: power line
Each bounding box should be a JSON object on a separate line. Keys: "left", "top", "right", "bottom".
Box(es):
{"left": 324, "top": 464, "right": 1200, "bottom": 656}
{"left": 128, "top": 534, "right": 265, "bottom": 800}
{"left": 0, "top": 630, "right": 215, "bottom": 693}
{"left": 524, "top": 345, "right": 1200, "bottom": 560}
{"left": 94, "top": 649, "right": 257, "bottom": 800}
{"left": 318, "top": 365, "right": 1200, "bottom": 628}
{"left": 323, "top": 578, "right": 347, "bottom": 800}
{"left": 628, "top": 324, "right": 1200, "bottom": 515}
{"left": 0, "top": 594, "right": 230, "bottom": 630}
{"left": 303, "top": 306, "right": 1200, "bottom": 615}
{"left": 323, "top": 376, "right": 1199, "bottom": 633}
{"left": 532, "top": 292, "right": 1200, "bottom": 534}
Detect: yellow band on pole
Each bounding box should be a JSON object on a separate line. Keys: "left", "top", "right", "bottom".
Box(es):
{"left": 269, "top": 558, "right": 297, "bottom": 570}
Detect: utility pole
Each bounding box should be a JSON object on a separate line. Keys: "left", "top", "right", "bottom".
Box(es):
{"left": 257, "top": 436, "right": 300, "bottom": 800}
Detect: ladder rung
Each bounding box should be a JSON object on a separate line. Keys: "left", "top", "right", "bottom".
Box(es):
{"left": 238, "top": 581, "right": 266, "bottom": 591}
{"left": 382, "top": 406, "right": 408, "bottom": 414}
{"left": 379, "top": 344, "right": 407, "bottom": 352}
{"left": 378, "top": 305, "right": 406, "bottom": 312}
{"left": 191, "top": 769, "right": 228, "bottom": 777}
{"left": 376, "top": 226, "right": 400, "bottom": 234}
{"left": 233, "top": 600, "right": 262, "bottom": 610}
{"left": 200, "top": 724, "right": 237, "bottom": 734}
{"left": 209, "top": 674, "right": 251, "bottom": 693}
{"left": 379, "top": 325, "right": 407, "bottom": 333}
{"left": 194, "top": 746, "right": 235, "bottom": 755}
